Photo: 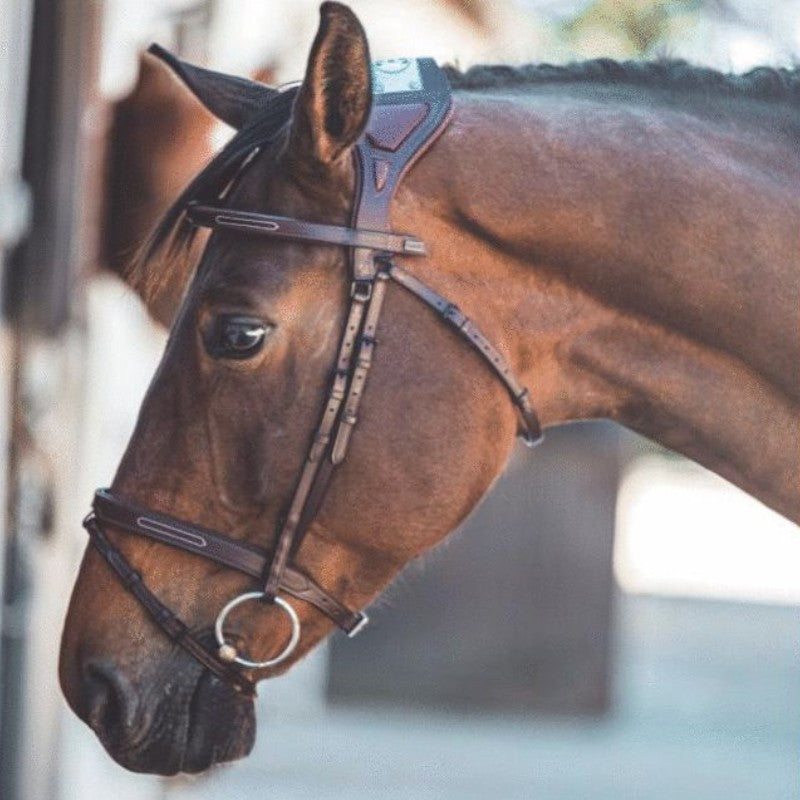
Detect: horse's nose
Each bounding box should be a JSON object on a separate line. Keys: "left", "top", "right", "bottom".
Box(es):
{"left": 81, "top": 660, "right": 139, "bottom": 744}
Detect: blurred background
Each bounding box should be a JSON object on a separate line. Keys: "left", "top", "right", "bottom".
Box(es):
{"left": 1, "top": 1, "right": 798, "bottom": 798}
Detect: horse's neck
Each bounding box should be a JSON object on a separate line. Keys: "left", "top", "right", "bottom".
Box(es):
{"left": 400, "top": 88, "right": 800, "bottom": 522}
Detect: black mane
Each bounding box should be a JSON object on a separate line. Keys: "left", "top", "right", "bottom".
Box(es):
{"left": 444, "top": 59, "right": 800, "bottom": 104}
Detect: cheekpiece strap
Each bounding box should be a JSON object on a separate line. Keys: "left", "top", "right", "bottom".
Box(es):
{"left": 260, "top": 59, "right": 454, "bottom": 599}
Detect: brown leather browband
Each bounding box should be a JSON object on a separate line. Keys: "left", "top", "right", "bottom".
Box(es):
{"left": 85, "top": 58, "right": 542, "bottom": 696}
{"left": 185, "top": 204, "right": 427, "bottom": 256}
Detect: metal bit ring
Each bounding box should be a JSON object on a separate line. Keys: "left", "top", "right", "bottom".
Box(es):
{"left": 214, "top": 592, "right": 301, "bottom": 669}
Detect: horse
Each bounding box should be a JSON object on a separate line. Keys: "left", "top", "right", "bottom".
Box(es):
{"left": 59, "top": 0, "right": 800, "bottom": 776}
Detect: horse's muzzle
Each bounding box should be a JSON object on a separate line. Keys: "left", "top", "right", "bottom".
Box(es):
{"left": 74, "top": 654, "right": 255, "bottom": 774}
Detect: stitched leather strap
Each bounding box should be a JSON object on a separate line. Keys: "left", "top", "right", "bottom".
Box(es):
{"left": 91, "top": 490, "right": 366, "bottom": 634}
{"left": 260, "top": 62, "right": 458, "bottom": 596}
{"left": 261, "top": 279, "right": 374, "bottom": 600}
{"left": 85, "top": 515, "right": 256, "bottom": 696}
{"left": 331, "top": 271, "right": 390, "bottom": 464}
{"left": 186, "top": 203, "right": 426, "bottom": 256}
{"left": 389, "top": 263, "right": 543, "bottom": 445}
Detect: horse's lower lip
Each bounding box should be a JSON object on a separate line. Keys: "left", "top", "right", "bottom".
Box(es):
{"left": 92, "top": 670, "right": 256, "bottom": 775}
{"left": 181, "top": 671, "right": 256, "bottom": 773}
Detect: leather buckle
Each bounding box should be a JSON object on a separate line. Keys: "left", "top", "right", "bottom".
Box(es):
{"left": 515, "top": 389, "right": 544, "bottom": 447}
{"left": 441, "top": 302, "right": 466, "bottom": 327}
{"left": 346, "top": 612, "right": 369, "bottom": 638}
{"left": 330, "top": 370, "right": 349, "bottom": 400}
{"left": 520, "top": 427, "right": 544, "bottom": 448}
{"left": 350, "top": 279, "right": 373, "bottom": 302}
{"left": 402, "top": 238, "right": 426, "bottom": 255}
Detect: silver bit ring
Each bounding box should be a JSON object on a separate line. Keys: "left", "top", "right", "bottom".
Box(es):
{"left": 214, "top": 592, "right": 300, "bottom": 669}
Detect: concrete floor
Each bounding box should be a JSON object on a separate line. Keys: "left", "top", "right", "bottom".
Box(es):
{"left": 164, "top": 594, "right": 800, "bottom": 800}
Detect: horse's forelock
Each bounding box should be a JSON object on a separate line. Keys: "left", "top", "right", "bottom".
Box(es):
{"left": 126, "top": 87, "right": 299, "bottom": 305}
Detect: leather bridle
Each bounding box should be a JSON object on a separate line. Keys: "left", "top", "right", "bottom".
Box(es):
{"left": 84, "top": 59, "right": 542, "bottom": 698}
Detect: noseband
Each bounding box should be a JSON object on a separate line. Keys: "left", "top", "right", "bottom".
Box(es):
{"left": 85, "top": 59, "right": 542, "bottom": 697}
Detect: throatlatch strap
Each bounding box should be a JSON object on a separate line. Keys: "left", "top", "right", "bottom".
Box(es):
{"left": 389, "top": 264, "right": 543, "bottom": 445}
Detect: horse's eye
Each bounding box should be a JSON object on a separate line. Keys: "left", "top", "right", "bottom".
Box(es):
{"left": 206, "top": 315, "right": 271, "bottom": 359}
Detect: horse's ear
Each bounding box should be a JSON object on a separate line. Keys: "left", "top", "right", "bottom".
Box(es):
{"left": 288, "top": 2, "right": 372, "bottom": 166}
{"left": 147, "top": 43, "right": 278, "bottom": 129}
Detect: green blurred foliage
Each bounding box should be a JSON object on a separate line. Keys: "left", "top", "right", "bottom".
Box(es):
{"left": 559, "top": 0, "right": 705, "bottom": 58}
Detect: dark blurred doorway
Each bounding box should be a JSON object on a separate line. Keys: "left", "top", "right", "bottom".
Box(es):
{"left": 329, "top": 423, "right": 620, "bottom": 715}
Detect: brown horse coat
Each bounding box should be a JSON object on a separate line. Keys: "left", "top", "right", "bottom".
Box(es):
{"left": 60, "top": 1, "right": 799, "bottom": 776}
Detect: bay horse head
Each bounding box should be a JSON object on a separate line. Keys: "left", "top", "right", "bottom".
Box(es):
{"left": 60, "top": 2, "right": 537, "bottom": 774}
{"left": 60, "top": 0, "right": 800, "bottom": 777}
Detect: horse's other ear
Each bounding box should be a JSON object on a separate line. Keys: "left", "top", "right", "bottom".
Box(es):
{"left": 147, "top": 43, "right": 279, "bottom": 129}
{"left": 288, "top": 1, "right": 372, "bottom": 166}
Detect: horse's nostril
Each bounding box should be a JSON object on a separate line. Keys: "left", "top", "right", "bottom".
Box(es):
{"left": 82, "top": 661, "right": 137, "bottom": 742}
